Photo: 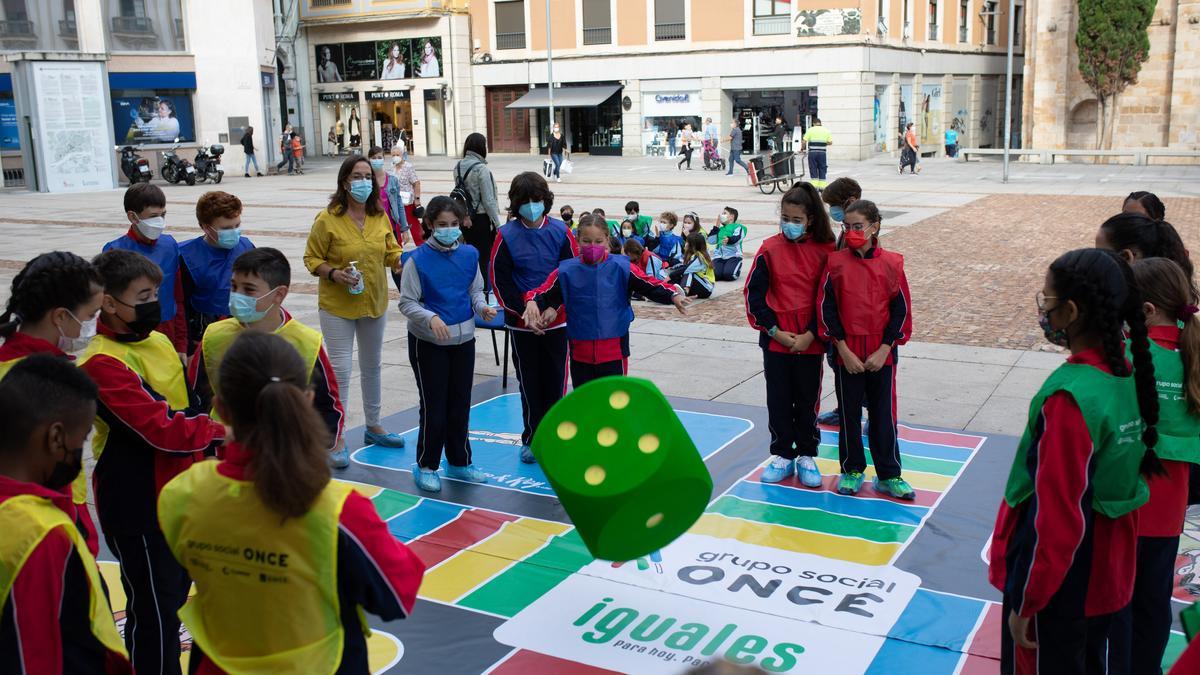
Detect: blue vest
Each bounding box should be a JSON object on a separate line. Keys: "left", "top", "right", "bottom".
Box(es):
{"left": 103, "top": 233, "right": 180, "bottom": 320}
{"left": 500, "top": 218, "right": 570, "bottom": 293}
{"left": 655, "top": 232, "right": 683, "bottom": 261}
{"left": 559, "top": 255, "right": 634, "bottom": 341}
{"left": 178, "top": 236, "right": 255, "bottom": 316}
{"left": 412, "top": 243, "right": 479, "bottom": 324}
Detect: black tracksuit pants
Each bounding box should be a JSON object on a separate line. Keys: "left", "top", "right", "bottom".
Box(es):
{"left": 511, "top": 328, "right": 569, "bottom": 446}
{"left": 763, "top": 349, "right": 824, "bottom": 460}
{"left": 834, "top": 363, "right": 902, "bottom": 480}
{"left": 1000, "top": 595, "right": 1116, "bottom": 675}
{"left": 1108, "top": 534, "right": 1180, "bottom": 674}
{"left": 409, "top": 334, "right": 476, "bottom": 470}
{"left": 570, "top": 358, "right": 626, "bottom": 389}
{"left": 106, "top": 531, "right": 191, "bottom": 675}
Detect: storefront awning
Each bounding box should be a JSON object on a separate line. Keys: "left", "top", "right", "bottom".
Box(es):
{"left": 0, "top": 74, "right": 11, "bottom": 94}
{"left": 506, "top": 85, "right": 620, "bottom": 109}
{"left": 108, "top": 72, "right": 197, "bottom": 90}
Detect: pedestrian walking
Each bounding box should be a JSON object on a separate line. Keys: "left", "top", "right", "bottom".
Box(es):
{"left": 240, "top": 125, "right": 262, "bottom": 177}
{"left": 677, "top": 123, "right": 695, "bottom": 170}
{"left": 547, "top": 122, "right": 568, "bottom": 183}
{"left": 900, "top": 122, "right": 921, "bottom": 174}
{"left": 726, "top": 119, "right": 749, "bottom": 176}
{"left": 944, "top": 127, "right": 959, "bottom": 158}
{"left": 276, "top": 124, "right": 293, "bottom": 172}
{"left": 801, "top": 118, "right": 832, "bottom": 189}
{"left": 667, "top": 123, "right": 678, "bottom": 158}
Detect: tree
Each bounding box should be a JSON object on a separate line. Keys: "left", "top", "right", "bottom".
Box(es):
{"left": 1075, "top": 0, "right": 1156, "bottom": 149}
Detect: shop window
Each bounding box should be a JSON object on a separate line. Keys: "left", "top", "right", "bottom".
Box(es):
{"left": 958, "top": 0, "right": 968, "bottom": 42}
{"left": 928, "top": 0, "right": 938, "bottom": 39}
{"left": 582, "top": 0, "right": 611, "bottom": 45}
{"left": 107, "top": 0, "right": 186, "bottom": 52}
{"left": 495, "top": 0, "right": 525, "bottom": 50}
{"left": 753, "top": 0, "right": 790, "bottom": 35}
{"left": 654, "top": 0, "right": 685, "bottom": 41}
{"left": 111, "top": 88, "right": 195, "bottom": 144}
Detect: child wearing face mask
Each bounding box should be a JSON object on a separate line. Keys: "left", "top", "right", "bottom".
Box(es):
{"left": 189, "top": 247, "right": 346, "bottom": 467}
{"left": 560, "top": 205, "right": 576, "bottom": 234}
{"left": 399, "top": 197, "right": 498, "bottom": 492}
{"left": 745, "top": 183, "right": 838, "bottom": 487}
{"left": 490, "top": 172, "right": 579, "bottom": 464}
{"left": 623, "top": 239, "right": 669, "bottom": 282}
{"left": 0, "top": 251, "right": 105, "bottom": 556}
{"left": 815, "top": 177, "right": 864, "bottom": 427}
{"left": 989, "top": 248, "right": 1161, "bottom": 674}
{"left": 670, "top": 233, "right": 717, "bottom": 299}
{"left": 617, "top": 215, "right": 646, "bottom": 248}
{"left": 81, "top": 249, "right": 225, "bottom": 675}
{"left": 524, "top": 216, "right": 688, "bottom": 388}
{"left": 0, "top": 355, "right": 132, "bottom": 674}
{"left": 817, "top": 200, "right": 914, "bottom": 501}
{"left": 178, "top": 191, "right": 255, "bottom": 354}
{"left": 103, "top": 182, "right": 188, "bottom": 356}
{"left": 682, "top": 211, "right": 704, "bottom": 239}
{"left": 644, "top": 211, "right": 683, "bottom": 266}
{"left": 624, "top": 201, "right": 653, "bottom": 237}
{"left": 710, "top": 206, "right": 748, "bottom": 281}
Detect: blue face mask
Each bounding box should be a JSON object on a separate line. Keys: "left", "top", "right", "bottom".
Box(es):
{"left": 228, "top": 289, "right": 276, "bottom": 325}
{"left": 370, "top": 158, "right": 385, "bottom": 171}
{"left": 215, "top": 227, "right": 241, "bottom": 249}
{"left": 518, "top": 200, "right": 545, "bottom": 224}
{"left": 782, "top": 221, "right": 806, "bottom": 241}
{"left": 433, "top": 226, "right": 461, "bottom": 246}
{"left": 829, "top": 206, "right": 846, "bottom": 222}
{"left": 349, "top": 178, "right": 373, "bottom": 203}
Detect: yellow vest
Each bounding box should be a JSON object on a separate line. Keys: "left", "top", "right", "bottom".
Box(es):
{"left": 201, "top": 318, "right": 322, "bottom": 398}
{"left": 0, "top": 356, "right": 89, "bottom": 507}
{"left": 158, "top": 461, "right": 354, "bottom": 675}
{"left": 0, "top": 493, "right": 128, "bottom": 659}
{"left": 79, "top": 331, "right": 190, "bottom": 461}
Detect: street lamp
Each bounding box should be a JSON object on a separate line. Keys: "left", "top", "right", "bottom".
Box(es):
{"left": 546, "top": 0, "right": 555, "bottom": 135}
{"left": 980, "top": 3, "right": 1017, "bottom": 183}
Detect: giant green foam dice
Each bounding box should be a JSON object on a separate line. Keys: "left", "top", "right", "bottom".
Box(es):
{"left": 531, "top": 376, "right": 713, "bottom": 561}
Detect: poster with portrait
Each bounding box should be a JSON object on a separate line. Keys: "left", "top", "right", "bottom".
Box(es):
{"left": 377, "top": 40, "right": 411, "bottom": 81}
{"left": 343, "top": 42, "right": 378, "bottom": 81}
{"left": 111, "top": 92, "right": 195, "bottom": 144}
{"left": 410, "top": 36, "right": 442, "bottom": 78}
{"left": 315, "top": 44, "right": 345, "bottom": 83}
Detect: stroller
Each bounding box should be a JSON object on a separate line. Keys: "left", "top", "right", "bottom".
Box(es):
{"left": 702, "top": 139, "right": 727, "bottom": 171}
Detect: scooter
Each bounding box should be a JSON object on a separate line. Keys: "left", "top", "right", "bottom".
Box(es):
{"left": 193, "top": 142, "right": 224, "bottom": 184}
{"left": 117, "top": 145, "right": 153, "bottom": 184}
{"left": 160, "top": 139, "right": 196, "bottom": 186}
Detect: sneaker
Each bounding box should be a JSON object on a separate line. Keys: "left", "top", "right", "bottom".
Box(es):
{"left": 837, "top": 472, "right": 865, "bottom": 495}
{"left": 796, "top": 456, "right": 823, "bottom": 488}
{"left": 445, "top": 464, "right": 488, "bottom": 483}
{"left": 364, "top": 429, "right": 406, "bottom": 448}
{"left": 412, "top": 465, "right": 441, "bottom": 492}
{"left": 256, "top": 172, "right": 263, "bottom": 177}
{"left": 816, "top": 409, "right": 841, "bottom": 425}
{"left": 519, "top": 445, "right": 537, "bottom": 464}
{"left": 244, "top": 172, "right": 251, "bottom": 178}
{"left": 760, "top": 456, "right": 795, "bottom": 484}
{"left": 874, "top": 476, "right": 916, "bottom": 500}
{"left": 330, "top": 446, "right": 349, "bottom": 469}
{"left": 555, "top": 177, "right": 561, "bottom": 183}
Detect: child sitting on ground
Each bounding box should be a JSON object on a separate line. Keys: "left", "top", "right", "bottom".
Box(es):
{"left": 645, "top": 212, "right": 684, "bottom": 266}
{"left": 670, "top": 233, "right": 716, "bottom": 299}
{"left": 709, "top": 206, "right": 748, "bottom": 281}
{"left": 624, "top": 239, "right": 669, "bottom": 282}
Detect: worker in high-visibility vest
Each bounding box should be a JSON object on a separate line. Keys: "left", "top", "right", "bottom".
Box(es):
{"left": 802, "top": 118, "right": 833, "bottom": 190}
{"left": 0, "top": 354, "right": 131, "bottom": 673}
{"left": 159, "top": 331, "right": 425, "bottom": 674}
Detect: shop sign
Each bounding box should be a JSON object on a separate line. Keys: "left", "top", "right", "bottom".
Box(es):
{"left": 366, "top": 90, "right": 410, "bottom": 101}
{"left": 318, "top": 91, "right": 360, "bottom": 102}
{"left": 260, "top": 72, "right": 275, "bottom": 89}
{"left": 654, "top": 94, "right": 691, "bottom": 104}
{"left": 642, "top": 92, "right": 702, "bottom": 117}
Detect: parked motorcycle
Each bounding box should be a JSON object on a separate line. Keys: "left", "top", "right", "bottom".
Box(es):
{"left": 117, "top": 145, "right": 153, "bottom": 184}
{"left": 160, "top": 139, "right": 196, "bottom": 186}
{"left": 193, "top": 142, "right": 225, "bottom": 184}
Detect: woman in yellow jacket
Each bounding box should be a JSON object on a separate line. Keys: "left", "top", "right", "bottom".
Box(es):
{"left": 304, "top": 155, "right": 406, "bottom": 465}
{"left": 158, "top": 332, "right": 425, "bottom": 674}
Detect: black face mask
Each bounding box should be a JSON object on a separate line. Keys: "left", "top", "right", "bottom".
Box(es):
{"left": 115, "top": 298, "right": 161, "bottom": 337}
{"left": 45, "top": 445, "right": 83, "bottom": 491}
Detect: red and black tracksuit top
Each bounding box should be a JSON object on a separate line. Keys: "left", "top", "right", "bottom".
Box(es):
{"left": 0, "top": 476, "right": 131, "bottom": 675}
{"left": 744, "top": 233, "right": 837, "bottom": 355}
{"left": 0, "top": 333, "right": 101, "bottom": 556}
{"left": 988, "top": 348, "right": 1139, "bottom": 618}
{"left": 816, "top": 242, "right": 913, "bottom": 363}
{"left": 79, "top": 323, "right": 225, "bottom": 537}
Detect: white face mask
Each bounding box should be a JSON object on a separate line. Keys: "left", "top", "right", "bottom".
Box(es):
{"left": 392, "top": 156, "right": 402, "bottom": 165}
{"left": 58, "top": 310, "right": 97, "bottom": 353}
{"left": 719, "top": 214, "right": 730, "bottom": 224}
{"left": 658, "top": 221, "right": 671, "bottom": 233}
{"left": 136, "top": 215, "right": 166, "bottom": 241}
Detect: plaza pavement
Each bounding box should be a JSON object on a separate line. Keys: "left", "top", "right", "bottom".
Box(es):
{"left": 0, "top": 151, "right": 1197, "bottom": 444}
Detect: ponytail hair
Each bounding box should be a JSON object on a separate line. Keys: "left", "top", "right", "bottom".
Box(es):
{"left": 1049, "top": 248, "right": 1162, "bottom": 475}
{"left": 1132, "top": 257, "right": 1200, "bottom": 414}
{"left": 1099, "top": 213, "right": 1195, "bottom": 284}
{"left": 218, "top": 332, "right": 331, "bottom": 519}
{"left": 0, "top": 252, "right": 103, "bottom": 339}
{"left": 1124, "top": 191, "right": 1165, "bottom": 221}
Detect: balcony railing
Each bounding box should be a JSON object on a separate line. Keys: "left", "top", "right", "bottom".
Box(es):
{"left": 496, "top": 31, "right": 525, "bottom": 50}
{"left": 654, "top": 21, "right": 685, "bottom": 41}
{"left": 753, "top": 15, "right": 790, "bottom": 35}
{"left": 958, "top": 25, "right": 968, "bottom": 41}
{"left": 582, "top": 26, "right": 611, "bottom": 44}
{"left": 0, "top": 20, "right": 35, "bottom": 38}
{"left": 111, "top": 15, "right": 155, "bottom": 34}
{"left": 928, "top": 23, "right": 938, "bottom": 39}
{"left": 59, "top": 18, "right": 77, "bottom": 38}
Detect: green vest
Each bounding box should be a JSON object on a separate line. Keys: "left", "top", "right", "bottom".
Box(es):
{"left": 1140, "top": 340, "right": 1200, "bottom": 464}
{"left": 1003, "top": 363, "right": 1150, "bottom": 518}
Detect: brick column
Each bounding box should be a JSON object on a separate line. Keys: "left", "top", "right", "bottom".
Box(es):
{"left": 622, "top": 79, "right": 643, "bottom": 157}
{"left": 968, "top": 74, "right": 982, "bottom": 147}
{"left": 1167, "top": 0, "right": 1199, "bottom": 151}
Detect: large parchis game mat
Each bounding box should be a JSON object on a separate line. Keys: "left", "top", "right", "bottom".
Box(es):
{"left": 98, "top": 384, "right": 1194, "bottom": 673}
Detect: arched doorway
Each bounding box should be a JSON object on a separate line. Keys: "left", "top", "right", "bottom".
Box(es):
{"left": 1066, "top": 99, "right": 1098, "bottom": 151}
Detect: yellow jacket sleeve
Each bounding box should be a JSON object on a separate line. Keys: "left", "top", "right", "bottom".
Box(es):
{"left": 304, "top": 212, "right": 332, "bottom": 276}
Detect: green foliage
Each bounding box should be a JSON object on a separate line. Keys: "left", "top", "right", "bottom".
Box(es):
{"left": 1075, "top": 0, "right": 1156, "bottom": 98}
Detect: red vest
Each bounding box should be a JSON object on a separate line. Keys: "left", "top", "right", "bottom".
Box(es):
{"left": 824, "top": 246, "right": 905, "bottom": 338}
{"left": 755, "top": 234, "right": 836, "bottom": 354}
